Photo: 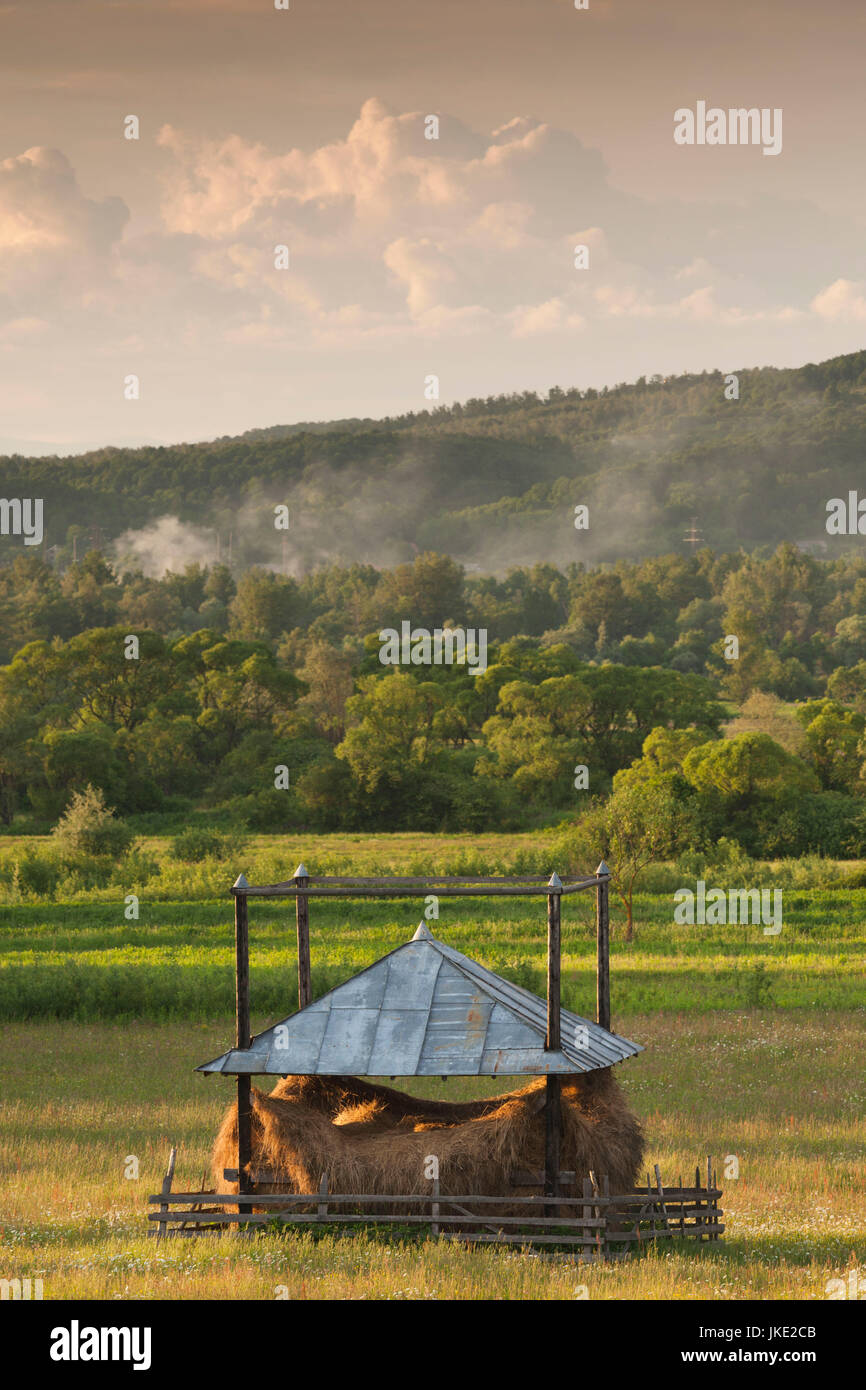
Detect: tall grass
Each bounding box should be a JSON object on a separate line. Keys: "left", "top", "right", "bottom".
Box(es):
{"left": 1, "top": 1014, "right": 863, "bottom": 1300}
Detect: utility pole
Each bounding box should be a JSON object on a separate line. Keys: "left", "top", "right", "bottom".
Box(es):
{"left": 683, "top": 517, "right": 703, "bottom": 551}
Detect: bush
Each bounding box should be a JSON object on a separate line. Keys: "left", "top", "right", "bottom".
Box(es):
{"left": 10, "top": 849, "right": 61, "bottom": 898}
{"left": 236, "top": 789, "right": 306, "bottom": 832}
{"left": 51, "top": 785, "right": 133, "bottom": 859}
{"left": 171, "top": 828, "right": 232, "bottom": 862}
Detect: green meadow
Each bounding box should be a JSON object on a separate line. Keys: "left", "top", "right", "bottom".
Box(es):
{"left": 1, "top": 833, "right": 864, "bottom": 1299}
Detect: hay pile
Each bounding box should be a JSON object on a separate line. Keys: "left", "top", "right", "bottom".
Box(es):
{"left": 212, "top": 1070, "right": 644, "bottom": 1204}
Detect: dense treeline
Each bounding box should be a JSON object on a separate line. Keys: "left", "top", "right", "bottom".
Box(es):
{"left": 2, "top": 544, "right": 866, "bottom": 855}
{"left": 3, "top": 347, "right": 866, "bottom": 566}
{"left": 4, "top": 542, "right": 866, "bottom": 692}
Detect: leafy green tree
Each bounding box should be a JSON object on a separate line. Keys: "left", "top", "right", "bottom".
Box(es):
{"left": 120, "top": 715, "right": 204, "bottom": 796}
{"left": 60, "top": 553, "right": 122, "bottom": 630}
{"left": 230, "top": 570, "right": 302, "bottom": 641}
{"left": 374, "top": 552, "right": 466, "bottom": 631}
{"left": 682, "top": 732, "right": 818, "bottom": 853}
{"left": 827, "top": 661, "right": 866, "bottom": 712}
{"left": 569, "top": 780, "right": 691, "bottom": 939}
{"left": 64, "top": 628, "right": 173, "bottom": 729}
{"left": 794, "top": 699, "right": 866, "bottom": 792}
{"left": 478, "top": 677, "right": 590, "bottom": 802}
{"left": 117, "top": 576, "right": 183, "bottom": 633}
{"left": 337, "top": 673, "right": 444, "bottom": 793}
{"left": 295, "top": 639, "right": 356, "bottom": 743}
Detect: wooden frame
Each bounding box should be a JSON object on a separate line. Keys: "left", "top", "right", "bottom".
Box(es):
{"left": 226, "top": 863, "right": 613, "bottom": 1203}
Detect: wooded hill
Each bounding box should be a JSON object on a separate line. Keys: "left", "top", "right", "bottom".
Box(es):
{"left": 2, "top": 348, "right": 865, "bottom": 571}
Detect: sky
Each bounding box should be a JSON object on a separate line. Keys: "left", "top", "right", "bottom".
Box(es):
{"left": 1, "top": 0, "right": 865, "bottom": 453}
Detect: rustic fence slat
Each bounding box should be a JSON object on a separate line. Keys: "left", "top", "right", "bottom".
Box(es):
{"left": 155, "top": 1146, "right": 178, "bottom": 1242}
{"left": 149, "top": 1166, "right": 724, "bottom": 1252}
{"left": 147, "top": 1211, "right": 607, "bottom": 1231}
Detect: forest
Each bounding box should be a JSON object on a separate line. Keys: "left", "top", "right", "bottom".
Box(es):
{"left": 2, "top": 347, "right": 866, "bottom": 572}
{"left": 2, "top": 538, "right": 866, "bottom": 859}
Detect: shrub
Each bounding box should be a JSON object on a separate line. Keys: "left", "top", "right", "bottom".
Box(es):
{"left": 171, "top": 828, "right": 232, "bottom": 862}
{"left": 51, "top": 785, "right": 133, "bottom": 860}
{"left": 12, "top": 850, "right": 61, "bottom": 898}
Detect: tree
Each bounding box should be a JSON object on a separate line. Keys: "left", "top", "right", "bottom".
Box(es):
{"left": 794, "top": 699, "right": 866, "bottom": 792}
{"left": 682, "top": 732, "right": 819, "bottom": 854}
{"left": 337, "top": 673, "right": 444, "bottom": 792}
{"left": 374, "top": 552, "right": 466, "bottom": 631}
{"left": 570, "top": 781, "right": 690, "bottom": 940}
{"left": 296, "top": 639, "right": 356, "bottom": 743}
{"left": 827, "top": 661, "right": 866, "bottom": 712}
{"left": 613, "top": 726, "right": 711, "bottom": 790}
{"left": 229, "top": 570, "right": 302, "bottom": 641}
{"left": 64, "top": 628, "right": 174, "bottom": 730}
{"left": 684, "top": 733, "right": 818, "bottom": 803}
{"left": 478, "top": 677, "right": 590, "bottom": 803}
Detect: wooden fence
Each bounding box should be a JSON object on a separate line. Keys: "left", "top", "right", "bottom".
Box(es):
{"left": 148, "top": 1152, "right": 723, "bottom": 1257}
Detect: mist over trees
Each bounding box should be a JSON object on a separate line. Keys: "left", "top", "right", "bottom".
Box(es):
{"left": 3, "top": 347, "right": 866, "bottom": 573}
{"left": 2, "top": 347, "right": 866, "bottom": 853}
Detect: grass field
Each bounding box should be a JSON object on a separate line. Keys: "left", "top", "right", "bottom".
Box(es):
{"left": 1, "top": 1015, "right": 864, "bottom": 1299}
{"left": 1, "top": 834, "right": 864, "bottom": 1300}
{"left": 1, "top": 885, "right": 864, "bottom": 1021}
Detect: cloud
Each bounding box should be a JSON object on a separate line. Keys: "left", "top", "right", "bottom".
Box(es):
{"left": 0, "top": 98, "right": 863, "bottom": 447}
{"left": 0, "top": 108, "right": 855, "bottom": 344}
{"left": 810, "top": 279, "right": 866, "bottom": 323}
{"left": 0, "top": 146, "right": 128, "bottom": 308}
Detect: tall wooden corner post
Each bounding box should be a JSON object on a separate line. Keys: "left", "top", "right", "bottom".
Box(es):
{"left": 293, "top": 862, "right": 312, "bottom": 1009}
{"left": 233, "top": 873, "right": 252, "bottom": 1210}
{"left": 544, "top": 871, "right": 562, "bottom": 1207}
{"left": 595, "top": 861, "right": 611, "bottom": 1032}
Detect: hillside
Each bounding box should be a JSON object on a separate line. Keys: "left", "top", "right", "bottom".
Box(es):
{"left": 2, "top": 349, "right": 865, "bottom": 573}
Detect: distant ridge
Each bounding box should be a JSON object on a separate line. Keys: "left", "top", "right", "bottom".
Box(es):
{"left": 3, "top": 347, "right": 865, "bottom": 570}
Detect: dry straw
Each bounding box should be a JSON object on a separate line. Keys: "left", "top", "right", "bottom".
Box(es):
{"left": 212, "top": 1069, "right": 644, "bottom": 1211}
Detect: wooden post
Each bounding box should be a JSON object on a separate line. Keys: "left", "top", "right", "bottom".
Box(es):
{"left": 157, "top": 1146, "right": 177, "bottom": 1242}
{"left": 707, "top": 1154, "right": 714, "bottom": 1241}
{"left": 544, "top": 872, "right": 562, "bottom": 1208}
{"left": 294, "top": 863, "right": 312, "bottom": 1010}
{"left": 596, "top": 861, "right": 611, "bottom": 1032}
{"left": 654, "top": 1163, "right": 671, "bottom": 1235}
{"left": 696, "top": 1162, "right": 704, "bottom": 1241}
{"left": 233, "top": 874, "right": 252, "bottom": 1210}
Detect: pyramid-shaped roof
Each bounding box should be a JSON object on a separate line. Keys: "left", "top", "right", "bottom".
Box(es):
{"left": 197, "top": 923, "right": 642, "bottom": 1077}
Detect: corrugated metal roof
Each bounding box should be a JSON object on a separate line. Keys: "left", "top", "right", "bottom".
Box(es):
{"left": 197, "top": 922, "right": 643, "bottom": 1077}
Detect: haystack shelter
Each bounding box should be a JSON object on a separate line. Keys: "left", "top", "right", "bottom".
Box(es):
{"left": 148, "top": 865, "right": 724, "bottom": 1251}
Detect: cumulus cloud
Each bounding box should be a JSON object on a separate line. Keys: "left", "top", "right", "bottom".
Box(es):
{"left": 0, "top": 107, "right": 855, "bottom": 342}
{"left": 811, "top": 279, "right": 866, "bottom": 322}
{"left": 0, "top": 146, "right": 128, "bottom": 311}
{"left": 0, "top": 99, "right": 863, "bottom": 447}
